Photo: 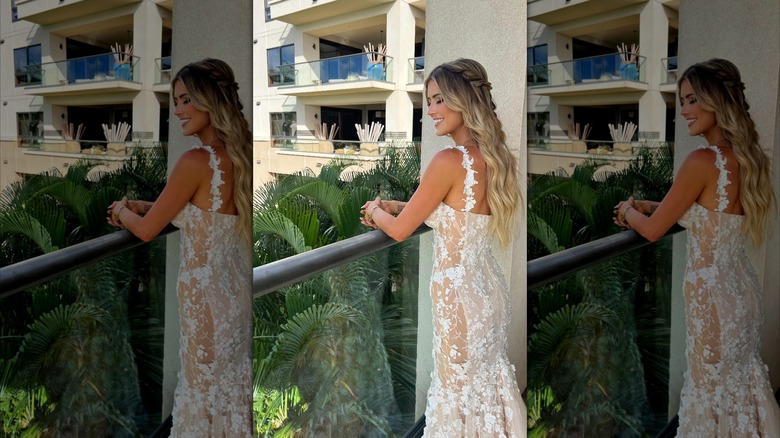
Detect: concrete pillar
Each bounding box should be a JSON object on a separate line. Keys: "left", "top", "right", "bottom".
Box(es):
{"left": 669, "top": 0, "right": 780, "bottom": 418}
{"left": 163, "top": 0, "right": 252, "bottom": 419}
{"left": 384, "top": 1, "right": 415, "bottom": 140}
{"left": 132, "top": 1, "right": 163, "bottom": 141}
{"left": 638, "top": 0, "right": 668, "bottom": 141}
{"left": 416, "top": 0, "right": 527, "bottom": 416}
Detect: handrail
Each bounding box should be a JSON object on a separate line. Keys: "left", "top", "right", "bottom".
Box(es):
{"left": 253, "top": 225, "right": 431, "bottom": 297}
{"left": 528, "top": 225, "right": 685, "bottom": 290}
{"left": 0, "top": 225, "right": 177, "bottom": 299}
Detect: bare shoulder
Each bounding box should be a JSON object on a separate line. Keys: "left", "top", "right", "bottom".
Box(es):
{"left": 681, "top": 147, "right": 718, "bottom": 170}
{"left": 174, "top": 147, "right": 211, "bottom": 172}
{"left": 431, "top": 147, "right": 466, "bottom": 167}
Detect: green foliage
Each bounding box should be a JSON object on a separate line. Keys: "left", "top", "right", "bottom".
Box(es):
{"left": 527, "top": 145, "right": 675, "bottom": 436}
{"left": 0, "top": 145, "right": 169, "bottom": 435}
{"left": 253, "top": 146, "right": 421, "bottom": 436}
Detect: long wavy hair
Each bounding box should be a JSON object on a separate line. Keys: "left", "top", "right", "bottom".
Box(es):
{"left": 172, "top": 58, "right": 253, "bottom": 245}
{"left": 679, "top": 58, "right": 776, "bottom": 245}
{"left": 425, "top": 59, "right": 522, "bottom": 247}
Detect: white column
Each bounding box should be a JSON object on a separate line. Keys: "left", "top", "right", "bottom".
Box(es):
{"left": 638, "top": 1, "right": 668, "bottom": 141}
{"left": 384, "top": 1, "right": 415, "bottom": 140}
{"left": 132, "top": 0, "right": 163, "bottom": 140}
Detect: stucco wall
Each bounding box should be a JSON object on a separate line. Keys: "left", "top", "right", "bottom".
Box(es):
{"left": 415, "top": 0, "right": 527, "bottom": 416}
{"left": 669, "top": 0, "right": 780, "bottom": 417}
{"left": 162, "top": 0, "right": 253, "bottom": 417}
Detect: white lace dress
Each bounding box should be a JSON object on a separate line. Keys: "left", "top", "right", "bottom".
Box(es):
{"left": 170, "top": 145, "right": 253, "bottom": 436}
{"left": 422, "top": 145, "right": 526, "bottom": 437}
{"left": 676, "top": 145, "right": 780, "bottom": 437}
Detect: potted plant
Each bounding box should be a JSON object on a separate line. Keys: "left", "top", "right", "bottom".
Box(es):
{"left": 112, "top": 43, "right": 134, "bottom": 80}
{"left": 617, "top": 43, "right": 639, "bottom": 80}
{"left": 60, "top": 122, "right": 85, "bottom": 153}
{"left": 355, "top": 121, "right": 384, "bottom": 155}
{"left": 102, "top": 122, "right": 131, "bottom": 155}
{"left": 364, "top": 42, "right": 387, "bottom": 80}
{"left": 314, "top": 122, "right": 338, "bottom": 153}
{"left": 608, "top": 121, "right": 637, "bottom": 155}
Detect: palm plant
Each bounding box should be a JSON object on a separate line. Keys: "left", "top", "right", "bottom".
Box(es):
{"left": 0, "top": 145, "right": 168, "bottom": 436}
{"left": 253, "top": 146, "right": 421, "bottom": 436}
{"left": 527, "top": 144, "right": 674, "bottom": 436}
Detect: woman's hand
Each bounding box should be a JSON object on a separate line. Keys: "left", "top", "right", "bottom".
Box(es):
{"left": 107, "top": 196, "right": 129, "bottom": 228}
{"left": 613, "top": 196, "right": 635, "bottom": 229}
{"left": 360, "top": 197, "right": 383, "bottom": 229}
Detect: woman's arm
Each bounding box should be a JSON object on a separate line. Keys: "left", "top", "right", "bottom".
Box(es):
{"left": 366, "top": 149, "right": 460, "bottom": 242}
{"left": 618, "top": 149, "right": 712, "bottom": 241}
{"left": 110, "top": 149, "right": 206, "bottom": 241}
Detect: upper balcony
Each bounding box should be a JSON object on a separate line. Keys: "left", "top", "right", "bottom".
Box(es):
{"left": 14, "top": 0, "right": 142, "bottom": 25}
{"left": 24, "top": 52, "right": 143, "bottom": 98}
{"left": 527, "top": 0, "right": 647, "bottom": 26}
{"left": 267, "top": 0, "right": 395, "bottom": 25}
{"left": 274, "top": 52, "right": 395, "bottom": 99}
{"left": 529, "top": 52, "right": 648, "bottom": 99}
{"left": 407, "top": 56, "right": 425, "bottom": 93}
{"left": 660, "top": 56, "right": 678, "bottom": 93}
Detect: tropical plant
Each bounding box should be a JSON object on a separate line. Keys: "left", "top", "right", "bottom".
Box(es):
{"left": 527, "top": 143, "right": 675, "bottom": 436}
{"left": 0, "top": 144, "right": 168, "bottom": 436}
{"left": 252, "top": 145, "right": 421, "bottom": 436}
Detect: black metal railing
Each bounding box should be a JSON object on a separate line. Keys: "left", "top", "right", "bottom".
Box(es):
{"left": 0, "top": 226, "right": 177, "bottom": 299}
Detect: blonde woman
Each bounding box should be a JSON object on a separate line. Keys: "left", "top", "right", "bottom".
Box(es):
{"left": 108, "top": 59, "right": 253, "bottom": 436}
{"left": 614, "top": 58, "right": 779, "bottom": 436}
{"left": 361, "top": 59, "right": 526, "bottom": 437}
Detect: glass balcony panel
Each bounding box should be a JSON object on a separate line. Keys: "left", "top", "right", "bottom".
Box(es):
{"left": 253, "top": 236, "right": 421, "bottom": 436}
{"left": 30, "top": 53, "right": 141, "bottom": 87}
{"left": 156, "top": 56, "right": 172, "bottom": 84}
{"left": 662, "top": 56, "right": 678, "bottom": 85}
{"left": 408, "top": 56, "right": 425, "bottom": 84}
{"left": 539, "top": 53, "right": 646, "bottom": 87}
{"left": 0, "top": 238, "right": 169, "bottom": 435}
{"left": 282, "top": 53, "right": 394, "bottom": 87}
{"left": 527, "top": 234, "right": 674, "bottom": 436}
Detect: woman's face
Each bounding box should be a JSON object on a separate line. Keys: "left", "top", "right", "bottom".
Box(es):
{"left": 173, "top": 80, "right": 211, "bottom": 138}
{"left": 679, "top": 79, "right": 719, "bottom": 140}
{"left": 426, "top": 80, "right": 468, "bottom": 143}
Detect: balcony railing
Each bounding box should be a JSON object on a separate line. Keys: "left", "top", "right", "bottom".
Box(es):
{"left": 21, "top": 138, "right": 158, "bottom": 157}
{"left": 271, "top": 138, "right": 416, "bottom": 157}
{"left": 275, "top": 52, "right": 394, "bottom": 87}
{"left": 28, "top": 53, "right": 140, "bottom": 88}
{"left": 14, "top": 65, "right": 43, "bottom": 87}
{"left": 156, "top": 56, "right": 172, "bottom": 84}
{"left": 534, "top": 53, "right": 646, "bottom": 87}
{"left": 408, "top": 56, "right": 425, "bottom": 84}
{"left": 662, "top": 56, "right": 678, "bottom": 85}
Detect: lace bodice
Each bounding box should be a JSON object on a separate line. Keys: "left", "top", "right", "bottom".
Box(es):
{"left": 169, "top": 145, "right": 253, "bottom": 436}
{"left": 675, "top": 145, "right": 780, "bottom": 436}
{"left": 422, "top": 145, "right": 526, "bottom": 437}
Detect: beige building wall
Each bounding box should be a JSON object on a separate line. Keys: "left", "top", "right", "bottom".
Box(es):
{"left": 415, "top": 0, "right": 527, "bottom": 416}
{"left": 162, "top": 0, "right": 253, "bottom": 418}
{"left": 669, "top": 0, "right": 780, "bottom": 418}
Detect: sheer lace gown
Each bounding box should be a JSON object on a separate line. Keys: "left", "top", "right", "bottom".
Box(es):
{"left": 676, "top": 145, "right": 780, "bottom": 437}
{"left": 170, "top": 145, "right": 253, "bottom": 436}
{"left": 422, "top": 145, "right": 527, "bottom": 437}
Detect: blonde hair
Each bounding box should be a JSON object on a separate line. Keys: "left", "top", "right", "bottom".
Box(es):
{"left": 172, "top": 59, "right": 253, "bottom": 245}
{"left": 679, "top": 58, "right": 776, "bottom": 245}
{"left": 425, "top": 59, "right": 522, "bottom": 247}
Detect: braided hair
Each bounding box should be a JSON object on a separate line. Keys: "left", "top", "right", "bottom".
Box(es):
{"left": 172, "top": 59, "right": 253, "bottom": 245}
{"left": 679, "top": 58, "right": 775, "bottom": 245}
{"left": 425, "top": 59, "right": 522, "bottom": 247}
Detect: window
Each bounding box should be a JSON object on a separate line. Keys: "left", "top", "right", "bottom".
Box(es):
{"left": 270, "top": 112, "right": 296, "bottom": 147}
{"left": 17, "top": 112, "right": 44, "bottom": 148}
{"left": 267, "top": 44, "right": 295, "bottom": 86}
{"left": 527, "top": 112, "right": 550, "bottom": 148}
{"left": 14, "top": 45, "right": 42, "bottom": 86}
{"left": 527, "top": 44, "right": 548, "bottom": 86}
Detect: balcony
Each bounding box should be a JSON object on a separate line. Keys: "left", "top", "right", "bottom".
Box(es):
{"left": 267, "top": 0, "right": 395, "bottom": 25}
{"left": 660, "top": 56, "right": 678, "bottom": 93}
{"left": 24, "top": 53, "right": 143, "bottom": 98}
{"left": 15, "top": 0, "right": 142, "bottom": 25}
{"left": 275, "top": 53, "right": 395, "bottom": 99}
{"left": 407, "top": 56, "right": 425, "bottom": 92}
{"left": 529, "top": 53, "right": 648, "bottom": 99}
{"left": 154, "top": 56, "right": 172, "bottom": 91}
{"left": 528, "top": 0, "right": 647, "bottom": 26}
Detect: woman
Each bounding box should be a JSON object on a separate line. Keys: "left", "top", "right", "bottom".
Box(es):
{"left": 614, "top": 58, "right": 779, "bottom": 436}
{"left": 107, "top": 58, "right": 253, "bottom": 436}
{"left": 361, "top": 58, "right": 526, "bottom": 437}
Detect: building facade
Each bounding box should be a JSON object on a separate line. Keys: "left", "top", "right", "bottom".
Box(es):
{"left": 1, "top": 0, "right": 173, "bottom": 190}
